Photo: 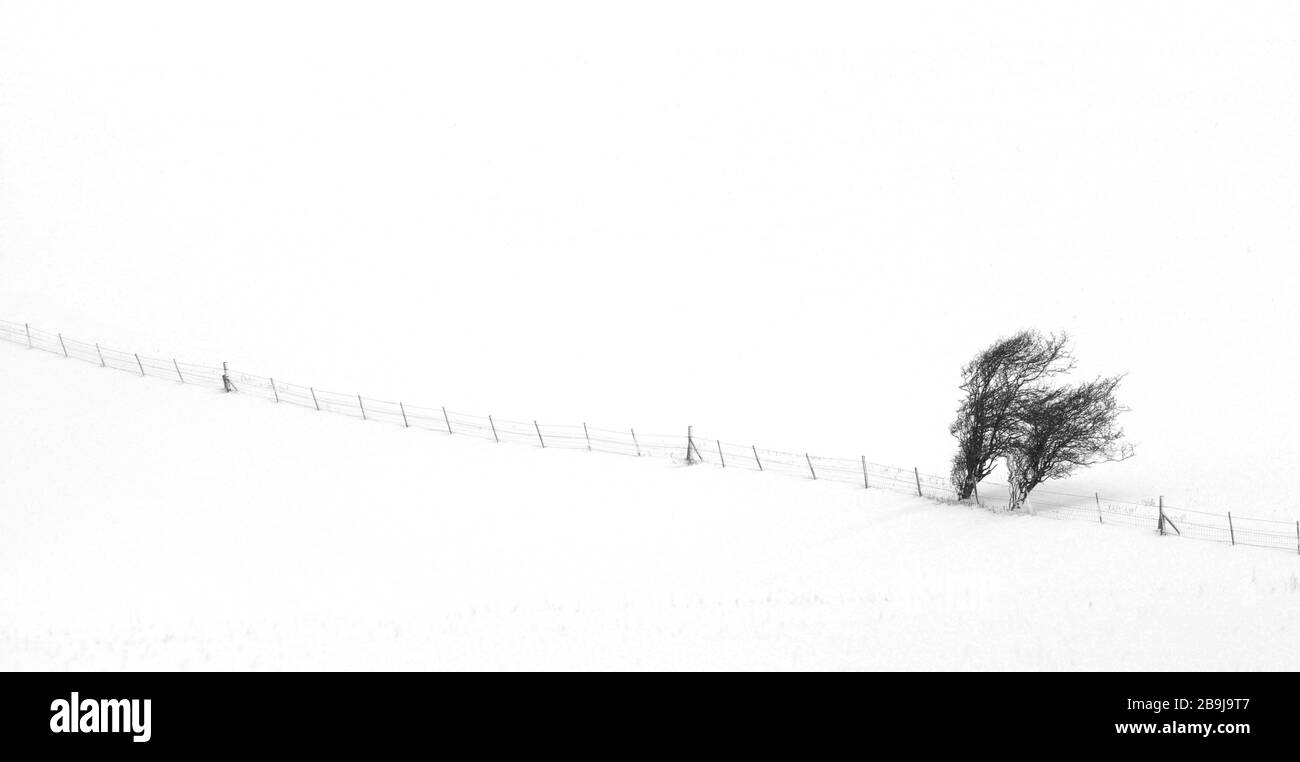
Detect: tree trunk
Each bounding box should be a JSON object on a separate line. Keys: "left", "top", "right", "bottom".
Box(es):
{"left": 1005, "top": 455, "right": 1036, "bottom": 512}
{"left": 957, "top": 473, "right": 977, "bottom": 500}
{"left": 953, "top": 458, "right": 981, "bottom": 500}
{"left": 1006, "top": 477, "right": 1025, "bottom": 511}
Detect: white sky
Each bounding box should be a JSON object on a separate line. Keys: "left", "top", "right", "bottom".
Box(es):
{"left": 2, "top": 2, "right": 1297, "bottom": 515}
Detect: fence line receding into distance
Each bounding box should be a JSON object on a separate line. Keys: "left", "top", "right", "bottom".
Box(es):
{"left": 3, "top": 318, "right": 1297, "bottom": 556}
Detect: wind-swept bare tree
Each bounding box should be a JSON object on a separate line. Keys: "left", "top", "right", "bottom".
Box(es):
{"left": 949, "top": 330, "right": 1073, "bottom": 499}
{"left": 1004, "top": 376, "right": 1133, "bottom": 511}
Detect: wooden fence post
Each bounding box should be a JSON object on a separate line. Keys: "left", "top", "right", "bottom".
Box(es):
{"left": 358, "top": 395, "right": 366, "bottom": 421}
{"left": 914, "top": 467, "right": 923, "bottom": 497}
{"left": 489, "top": 415, "right": 499, "bottom": 443}
{"left": 270, "top": 378, "right": 279, "bottom": 403}
{"left": 310, "top": 387, "right": 320, "bottom": 411}
{"left": 584, "top": 423, "right": 592, "bottom": 451}
{"left": 442, "top": 406, "right": 452, "bottom": 434}
{"left": 686, "top": 426, "right": 696, "bottom": 464}
{"left": 631, "top": 428, "right": 640, "bottom": 456}
{"left": 753, "top": 445, "right": 763, "bottom": 471}
{"left": 222, "top": 362, "right": 233, "bottom": 392}
{"left": 135, "top": 353, "right": 146, "bottom": 376}
{"left": 534, "top": 420, "right": 545, "bottom": 448}
{"left": 58, "top": 333, "right": 68, "bottom": 357}
{"left": 25, "top": 323, "right": 31, "bottom": 348}
{"left": 173, "top": 359, "right": 184, "bottom": 383}
{"left": 1094, "top": 492, "right": 1102, "bottom": 524}
{"left": 398, "top": 402, "right": 407, "bottom": 427}
{"left": 717, "top": 440, "right": 725, "bottom": 467}
{"left": 1227, "top": 511, "right": 1235, "bottom": 546}
{"left": 861, "top": 456, "right": 868, "bottom": 489}
{"left": 1158, "top": 496, "right": 1165, "bottom": 536}
{"left": 973, "top": 481, "right": 980, "bottom": 506}
{"left": 806, "top": 453, "right": 816, "bottom": 480}
{"left": 96, "top": 343, "right": 105, "bottom": 367}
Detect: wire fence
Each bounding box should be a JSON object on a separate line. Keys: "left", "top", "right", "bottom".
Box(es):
{"left": 4, "top": 318, "right": 1298, "bottom": 556}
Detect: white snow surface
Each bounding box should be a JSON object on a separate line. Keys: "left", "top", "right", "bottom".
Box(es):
{"left": 2, "top": 343, "right": 1297, "bottom": 670}
{"left": 2, "top": 3, "right": 1300, "bottom": 519}
{"left": 3, "top": 2, "right": 1300, "bottom": 670}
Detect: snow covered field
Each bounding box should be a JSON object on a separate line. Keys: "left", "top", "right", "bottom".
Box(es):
{"left": 3, "top": 341, "right": 1297, "bottom": 670}
{"left": 2, "top": 2, "right": 1298, "bottom": 671}
{"left": 3, "top": 3, "right": 1299, "bottom": 520}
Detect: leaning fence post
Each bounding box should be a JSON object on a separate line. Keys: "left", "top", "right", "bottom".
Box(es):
{"left": 1095, "top": 492, "right": 1103, "bottom": 524}
{"left": 310, "top": 387, "right": 320, "bottom": 411}
{"left": 270, "top": 378, "right": 279, "bottom": 403}
{"left": 135, "top": 353, "right": 146, "bottom": 376}
{"left": 442, "top": 406, "right": 452, "bottom": 434}
{"left": 489, "top": 415, "right": 499, "bottom": 443}
{"left": 399, "top": 402, "right": 409, "bottom": 428}
{"left": 861, "top": 456, "right": 868, "bottom": 489}
{"left": 534, "top": 420, "right": 545, "bottom": 448}
{"left": 753, "top": 445, "right": 763, "bottom": 471}
{"left": 357, "top": 395, "right": 367, "bottom": 421}
{"left": 173, "top": 359, "right": 184, "bottom": 383}
{"left": 717, "top": 440, "right": 726, "bottom": 467}
{"left": 914, "top": 467, "right": 923, "bottom": 497}
{"left": 25, "top": 323, "right": 32, "bottom": 348}
{"left": 806, "top": 453, "right": 816, "bottom": 480}
{"left": 973, "top": 482, "right": 980, "bottom": 506}
{"left": 58, "top": 333, "right": 68, "bottom": 357}
{"left": 583, "top": 423, "right": 592, "bottom": 451}
{"left": 631, "top": 429, "right": 641, "bottom": 456}
{"left": 96, "top": 343, "right": 105, "bottom": 367}
{"left": 1227, "top": 511, "right": 1235, "bottom": 546}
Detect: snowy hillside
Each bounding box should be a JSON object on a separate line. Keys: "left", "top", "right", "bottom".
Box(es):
{"left": 2, "top": 340, "right": 1297, "bottom": 670}
{"left": 4, "top": 4, "right": 1300, "bottom": 521}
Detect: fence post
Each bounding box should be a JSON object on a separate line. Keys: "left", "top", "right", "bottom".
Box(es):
{"left": 973, "top": 481, "right": 980, "bottom": 506}
{"left": 96, "top": 343, "right": 105, "bottom": 367}
{"left": 489, "top": 415, "right": 499, "bottom": 443}
{"left": 584, "top": 423, "right": 592, "bottom": 451}
{"left": 1158, "top": 496, "right": 1165, "bottom": 536}
{"left": 135, "top": 353, "right": 146, "bottom": 377}
{"left": 806, "top": 453, "right": 816, "bottom": 480}
{"left": 58, "top": 333, "right": 68, "bottom": 357}
{"left": 631, "top": 428, "right": 640, "bottom": 456}
{"left": 1227, "top": 511, "right": 1235, "bottom": 546}
{"left": 754, "top": 445, "right": 763, "bottom": 471}
{"left": 686, "top": 426, "right": 696, "bottom": 464}
{"left": 861, "top": 455, "right": 868, "bottom": 489}
{"left": 914, "top": 467, "right": 923, "bottom": 497}
{"left": 25, "top": 323, "right": 31, "bottom": 348}
{"left": 717, "top": 440, "right": 726, "bottom": 467}
{"left": 399, "top": 402, "right": 409, "bottom": 428}
{"left": 310, "top": 387, "right": 320, "bottom": 411}
{"left": 173, "top": 359, "right": 184, "bottom": 383}
{"left": 222, "top": 362, "right": 233, "bottom": 392}
{"left": 358, "top": 395, "right": 366, "bottom": 421}
{"left": 270, "top": 378, "right": 279, "bottom": 403}
{"left": 1095, "top": 492, "right": 1103, "bottom": 524}
{"left": 442, "top": 406, "right": 452, "bottom": 434}
{"left": 534, "top": 420, "right": 545, "bottom": 448}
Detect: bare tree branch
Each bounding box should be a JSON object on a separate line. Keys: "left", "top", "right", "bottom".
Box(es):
{"left": 1004, "top": 374, "right": 1132, "bottom": 510}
